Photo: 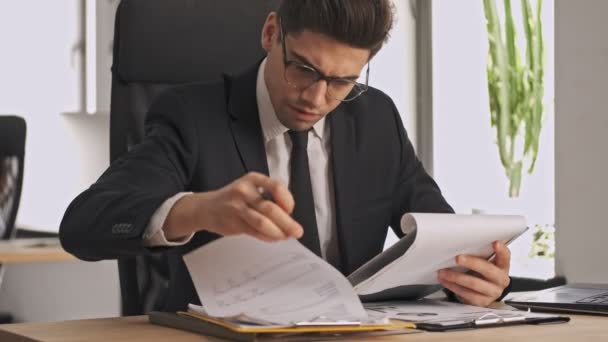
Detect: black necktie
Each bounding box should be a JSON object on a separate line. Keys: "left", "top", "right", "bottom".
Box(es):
{"left": 288, "top": 130, "right": 322, "bottom": 256}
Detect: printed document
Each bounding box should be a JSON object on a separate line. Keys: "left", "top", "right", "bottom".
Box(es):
{"left": 183, "top": 236, "right": 368, "bottom": 325}
{"left": 352, "top": 213, "right": 527, "bottom": 298}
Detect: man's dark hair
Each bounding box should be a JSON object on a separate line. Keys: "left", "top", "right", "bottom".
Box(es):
{"left": 277, "top": 0, "right": 395, "bottom": 58}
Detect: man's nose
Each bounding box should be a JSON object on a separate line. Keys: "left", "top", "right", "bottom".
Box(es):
{"left": 300, "top": 80, "right": 328, "bottom": 108}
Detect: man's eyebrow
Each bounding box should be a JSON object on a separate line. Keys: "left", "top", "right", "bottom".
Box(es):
{"left": 290, "top": 50, "right": 361, "bottom": 80}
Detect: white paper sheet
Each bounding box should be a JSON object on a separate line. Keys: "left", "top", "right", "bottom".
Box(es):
{"left": 183, "top": 236, "right": 368, "bottom": 325}
{"left": 354, "top": 213, "right": 527, "bottom": 296}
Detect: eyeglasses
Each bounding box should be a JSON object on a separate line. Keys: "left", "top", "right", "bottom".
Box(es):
{"left": 279, "top": 21, "right": 370, "bottom": 102}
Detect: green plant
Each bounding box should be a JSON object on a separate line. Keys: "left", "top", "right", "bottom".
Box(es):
{"left": 529, "top": 223, "right": 555, "bottom": 258}
{"left": 483, "top": 0, "right": 545, "bottom": 197}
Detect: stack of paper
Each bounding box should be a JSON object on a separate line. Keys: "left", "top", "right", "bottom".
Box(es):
{"left": 173, "top": 213, "right": 569, "bottom": 337}
{"left": 350, "top": 213, "right": 528, "bottom": 301}
{"left": 183, "top": 236, "right": 373, "bottom": 325}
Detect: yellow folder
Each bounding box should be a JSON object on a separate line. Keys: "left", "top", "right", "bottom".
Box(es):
{"left": 178, "top": 310, "right": 416, "bottom": 334}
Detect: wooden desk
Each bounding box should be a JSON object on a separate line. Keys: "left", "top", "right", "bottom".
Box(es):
{"left": 0, "top": 238, "right": 75, "bottom": 264}
{"left": 0, "top": 313, "right": 606, "bottom": 342}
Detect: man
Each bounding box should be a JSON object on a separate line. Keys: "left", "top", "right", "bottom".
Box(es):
{"left": 60, "top": 0, "right": 512, "bottom": 311}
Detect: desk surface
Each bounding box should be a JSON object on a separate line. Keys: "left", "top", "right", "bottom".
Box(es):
{"left": 0, "top": 238, "right": 75, "bottom": 264}
{"left": 0, "top": 313, "right": 606, "bottom": 342}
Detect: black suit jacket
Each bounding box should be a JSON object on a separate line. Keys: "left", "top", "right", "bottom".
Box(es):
{"left": 59, "top": 64, "right": 453, "bottom": 311}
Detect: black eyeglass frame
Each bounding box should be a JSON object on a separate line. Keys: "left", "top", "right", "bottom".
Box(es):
{"left": 279, "top": 20, "right": 370, "bottom": 102}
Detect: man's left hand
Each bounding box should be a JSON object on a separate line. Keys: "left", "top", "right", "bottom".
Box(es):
{"left": 437, "top": 241, "right": 511, "bottom": 307}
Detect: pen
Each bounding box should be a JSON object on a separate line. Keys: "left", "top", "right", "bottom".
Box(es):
{"left": 260, "top": 190, "right": 275, "bottom": 202}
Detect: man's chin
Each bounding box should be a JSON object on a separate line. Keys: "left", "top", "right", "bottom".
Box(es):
{"left": 277, "top": 109, "right": 322, "bottom": 131}
{"left": 286, "top": 120, "right": 316, "bottom": 131}
{"left": 277, "top": 115, "right": 315, "bottom": 131}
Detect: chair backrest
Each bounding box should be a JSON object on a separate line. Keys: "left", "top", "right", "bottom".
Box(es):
{"left": 110, "top": 0, "right": 280, "bottom": 315}
{"left": 0, "top": 116, "right": 26, "bottom": 240}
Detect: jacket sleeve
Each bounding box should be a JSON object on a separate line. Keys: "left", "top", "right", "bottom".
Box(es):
{"left": 388, "top": 100, "right": 454, "bottom": 238}
{"left": 59, "top": 88, "right": 199, "bottom": 261}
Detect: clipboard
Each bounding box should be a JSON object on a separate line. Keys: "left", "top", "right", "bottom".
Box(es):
{"left": 363, "top": 299, "right": 571, "bottom": 332}
{"left": 413, "top": 311, "right": 570, "bottom": 332}
{"left": 349, "top": 214, "right": 530, "bottom": 302}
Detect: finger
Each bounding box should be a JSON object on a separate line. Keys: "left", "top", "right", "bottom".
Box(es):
{"left": 230, "top": 175, "right": 269, "bottom": 204}
{"left": 253, "top": 199, "right": 303, "bottom": 238}
{"left": 210, "top": 214, "right": 270, "bottom": 240}
{"left": 238, "top": 206, "right": 287, "bottom": 240}
{"left": 456, "top": 255, "right": 511, "bottom": 289}
{"left": 493, "top": 241, "right": 511, "bottom": 271}
{"left": 229, "top": 176, "right": 301, "bottom": 238}
{"left": 236, "top": 216, "right": 278, "bottom": 243}
{"left": 439, "top": 278, "right": 493, "bottom": 307}
{"left": 438, "top": 269, "right": 503, "bottom": 300}
{"left": 245, "top": 172, "right": 294, "bottom": 214}
{"left": 228, "top": 176, "right": 288, "bottom": 215}
{"left": 218, "top": 215, "right": 276, "bottom": 242}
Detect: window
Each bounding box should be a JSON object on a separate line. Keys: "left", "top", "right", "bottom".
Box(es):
{"left": 431, "top": 0, "right": 555, "bottom": 279}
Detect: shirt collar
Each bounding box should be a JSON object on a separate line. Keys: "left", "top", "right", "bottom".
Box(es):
{"left": 256, "top": 58, "right": 327, "bottom": 143}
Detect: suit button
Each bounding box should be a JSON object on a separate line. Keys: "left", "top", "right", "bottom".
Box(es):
{"left": 112, "top": 223, "right": 133, "bottom": 234}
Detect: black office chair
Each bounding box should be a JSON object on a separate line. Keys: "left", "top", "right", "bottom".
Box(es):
{"left": 0, "top": 115, "right": 26, "bottom": 323}
{"left": 0, "top": 116, "right": 26, "bottom": 241}
{"left": 109, "top": 0, "right": 280, "bottom": 315}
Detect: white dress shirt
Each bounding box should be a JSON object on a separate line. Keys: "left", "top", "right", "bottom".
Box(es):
{"left": 143, "top": 59, "right": 340, "bottom": 266}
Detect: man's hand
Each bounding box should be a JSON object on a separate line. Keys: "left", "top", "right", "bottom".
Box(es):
{"left": 437, "top": 241, "right": 511, "bottom": 307}
{"left": 163, "top": 172, "right": 304, "bottom": 242}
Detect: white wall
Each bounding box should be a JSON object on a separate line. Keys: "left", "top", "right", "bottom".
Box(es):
{"left": 372, "top": 0, "right": 417, "bottom": 150}
{"left": 0, "top": 0, "right": 117, "bottom": 322}
{"left": 555, "top": 0, "right": 608, "bottom": 283}
{"left": 0, "top": 0, "right": 110, "bottom": 232}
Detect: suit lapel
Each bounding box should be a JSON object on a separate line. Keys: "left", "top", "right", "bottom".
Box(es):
{"left": 329, "top": 106, "right": 357, "bottom": 274}
{"left": 226, "top": 65, "right": 269, "bottom": 176}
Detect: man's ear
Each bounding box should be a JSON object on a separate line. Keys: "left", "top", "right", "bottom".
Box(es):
{"left": 261, "top": 12, "right": 279, "bottom": 53}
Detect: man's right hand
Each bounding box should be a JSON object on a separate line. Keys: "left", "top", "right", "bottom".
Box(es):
{"left": 162, "top": 172, "right": 304, "bottom": 242}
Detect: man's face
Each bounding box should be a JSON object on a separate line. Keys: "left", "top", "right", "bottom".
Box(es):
{"left": 261, "top": 13, "right": 370, "bottom": 131}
